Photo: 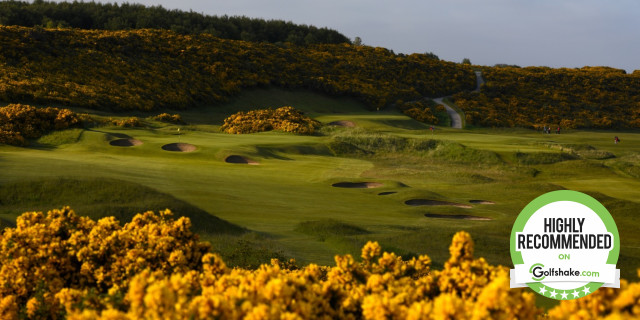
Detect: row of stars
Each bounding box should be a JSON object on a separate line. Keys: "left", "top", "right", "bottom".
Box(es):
{"left": 537, "top": 285, "right": 591, "bottom": 299}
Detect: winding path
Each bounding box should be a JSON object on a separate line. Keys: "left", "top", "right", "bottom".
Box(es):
{"left": 432, "top": 71, "right": 484, "bottom": 129}
{"left": 433, "top": 97, "right": 462, "bottom": 129}
{"left": 474, "top": 71, "right": 484, "bottom": 92}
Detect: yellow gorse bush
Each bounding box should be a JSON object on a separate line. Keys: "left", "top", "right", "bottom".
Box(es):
{"left": 0, "top": 104, "right": 80, "bottom": 146}
{"left": 221, "top": 106, "right": 320, "bottom": 134}
{"left": 396, "top": 100, "right": 442, "bottom": 125}
{"left": 108, "top": 117, "right": 143, "bottom": 128}
{"left": 454, "top": 66, "right": 640, "bottom": 129}
{"left": 0, "top": 207, "right": 209, "bottom": 318}
{"left": 0, "top": 27, "right": 475, "bottom": 113}
{"left": 0, "top": 207, "right": 638, "bottom": 319}
{"left": 151, "top": 113, "right": 185, "bottom": 124}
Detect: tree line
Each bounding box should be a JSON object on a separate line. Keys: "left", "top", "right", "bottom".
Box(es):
{"left": 454, "top": 66, "right": 640, "bottom": 129}
{"left": 0, "top": 26, "right": 476, "bottom": 112}
{"left": 0, "top": 0, "right": 350, "bottom": 45}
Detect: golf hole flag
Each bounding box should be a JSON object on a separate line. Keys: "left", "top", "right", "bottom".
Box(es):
{"left": 510, "top": 190, "right": 620, "bottom": 300}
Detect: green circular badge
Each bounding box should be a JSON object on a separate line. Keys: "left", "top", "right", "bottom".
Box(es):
{"left": 510, "top": 190, "right": 619, "bottom": 300}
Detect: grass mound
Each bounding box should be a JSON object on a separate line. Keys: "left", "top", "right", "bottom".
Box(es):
{"left": 430, "top": 140, "right": 502, "bottom": 165}
{"left": 35, "top": 128, "right": 84, "bottom": 146}
{"left": 540, "top": 142, "right": 615, "bottom": 160}
{"left": 0, "top": 177, "right": 245, "bottom": 235}
{"left": 295, "top": 218, "right": 370, "bottom": 241}
{"left": 328, "top": 129, "right": 438, "bottom": 156}
{"left": 328, "top": 129, "right": 502, "bottom": 165}
{"left": 608, "top": 154, "right": 640, "bottom": 178}
{"left": 515, "top": 151, "right": 577, "bottom": 165}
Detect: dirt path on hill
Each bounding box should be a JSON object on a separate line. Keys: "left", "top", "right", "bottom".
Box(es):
{"left": 433, "top": 97, "right": 463, "bottom": 129}
{"left": 432, "top": 71, "right": 484, "bottom": 129}
{"left": 474, "top": 71, "right": 484, "bottom": 92}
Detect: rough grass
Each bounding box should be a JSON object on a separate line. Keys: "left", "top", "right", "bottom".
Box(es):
{"left": 539, "top": 142, "right": 616, "bottom": 160}
{"left": 515, "top": 151, "right": 577, "bottom": 165}
{"left": 327, "top": 129, "right": 438, "bottom": 155}
{"left": 295, "top": 219, "right": 370, "bottom": 241}
{"left": 327, "top": 129, "right": 502, "bottom": 165}
{"left": 430, "top": 140, "right": 502, "bottom": 165}
{"left": 205, "top": 233, "right": 290, "bottom": 269}
{"left": 607, "top": 154, "right": 640, "bottom": 178}
{"left": 35, "top": 128, "right": 84, "bottom": 146}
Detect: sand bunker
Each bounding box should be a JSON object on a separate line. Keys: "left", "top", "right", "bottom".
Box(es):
{"left": 332, "top": 182, "right": 383, "bottom": 188}
{"left": 225, "top": 155, "right": 259, "bottom": 165}
{"left": 378, "top": 191, "right": 397, "bottom": 196}
{"left": 329, "top": 120, "right": 356, "bottom": 127}
{"left": 161, "top": 143, "right": 197, "bottom": 152}
{"left": 405, "top": 199, "right": 472, "bottom": 209}
{"left": 469, "top": 200, "right": 495, "bottom": 205}
{"left": 109, "top": 138, "right": 143, "bottom": 147}
{"left": 425, "top": 213, "right": 492, "bottom": 221}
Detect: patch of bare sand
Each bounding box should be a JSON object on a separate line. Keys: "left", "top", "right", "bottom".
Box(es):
{"left": 469, "top": 200, "right": 495, "bottom": 204}
{"left": 225, "top": 155, "right": 259, "bottom": 165}
{"left": 110, "top": 138, "right": 143, "bottom": 147}
{"left": 328, "top": 120, "right": 356, "bottom": 127}
{"left": 424, "top": 213, "right": 492, "bottom": 221}
{"left": 405, "top": 199, "right": 472, "bottom": 209}
{"left": 332, "top": 182, "right": 383, "bottom": 188}
{"left": 162, "top": 143, "right": 197, "bottom": 152}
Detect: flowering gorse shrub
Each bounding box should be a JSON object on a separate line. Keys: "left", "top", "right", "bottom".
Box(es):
{"left": 0, "top": 104, "right": 80, "bottom": 146}
{"left": 0, "top": 27, "right": 475, "bottom": 112}
{"left": 0, "top": 207, "right": 209, "bottom": 318}
{"left": 0, "top": 208, "right": 638, "bottom": 319}
{"left": 60, "top": 231, "right": 541, "bottom": 320}
{"left": 396, "top": 100, "right": 445, "bottom": 125}
{"left": 221, "top": 106, "right": 320, "bottom": 134}
{"left": 109, "top": 117, "right": 142, "bottom": 128}
{"left": 151, "top": 113, "right": 185, "bottom": 124}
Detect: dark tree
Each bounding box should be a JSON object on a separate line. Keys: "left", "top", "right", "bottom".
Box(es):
{"left": 0, "top": 0, "right": 351, "bottom": 45}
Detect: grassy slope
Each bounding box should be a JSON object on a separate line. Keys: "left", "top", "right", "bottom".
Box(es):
{"left": 1, "top": 88, "right": 640, "bottom": 284}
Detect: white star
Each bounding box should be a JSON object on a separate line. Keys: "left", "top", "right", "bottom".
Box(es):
{"left": 582, "top": 286, "right": 591, "bottom": 295}
{"left": 549, "top": 290, "right": 558, "bottom": 298}
{"left": 539, "top": 286, "right": 548, "bottom": 295}
{"left": 572, "top": 290, "right": 580, "bottom": 298}
{"left": 561, "top": 291, "right": 569, "bottom": 299}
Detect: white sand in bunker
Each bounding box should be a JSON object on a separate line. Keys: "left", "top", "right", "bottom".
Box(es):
{"left": 424, "top": 213, "right": 492, "bottom": 221}
{"left": 161, "top": 143, "right": 197, "bottom": 152}
{"left": 405, "top": 199, "right": 472, "bottom": 209}
{"left": 225, "top": 155, "right": 259, "bottom": 165}
{"left": 469, "top": 200, "right": 495, "bottom": 204}
{"left": 332, "top": 182, "right": 383, "bottom": 188}
{"left": 109, "top": 138, "right": 143, "bottom": 147}
{"left": 328, "top": 120, "right": 356, "bottom": 127}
